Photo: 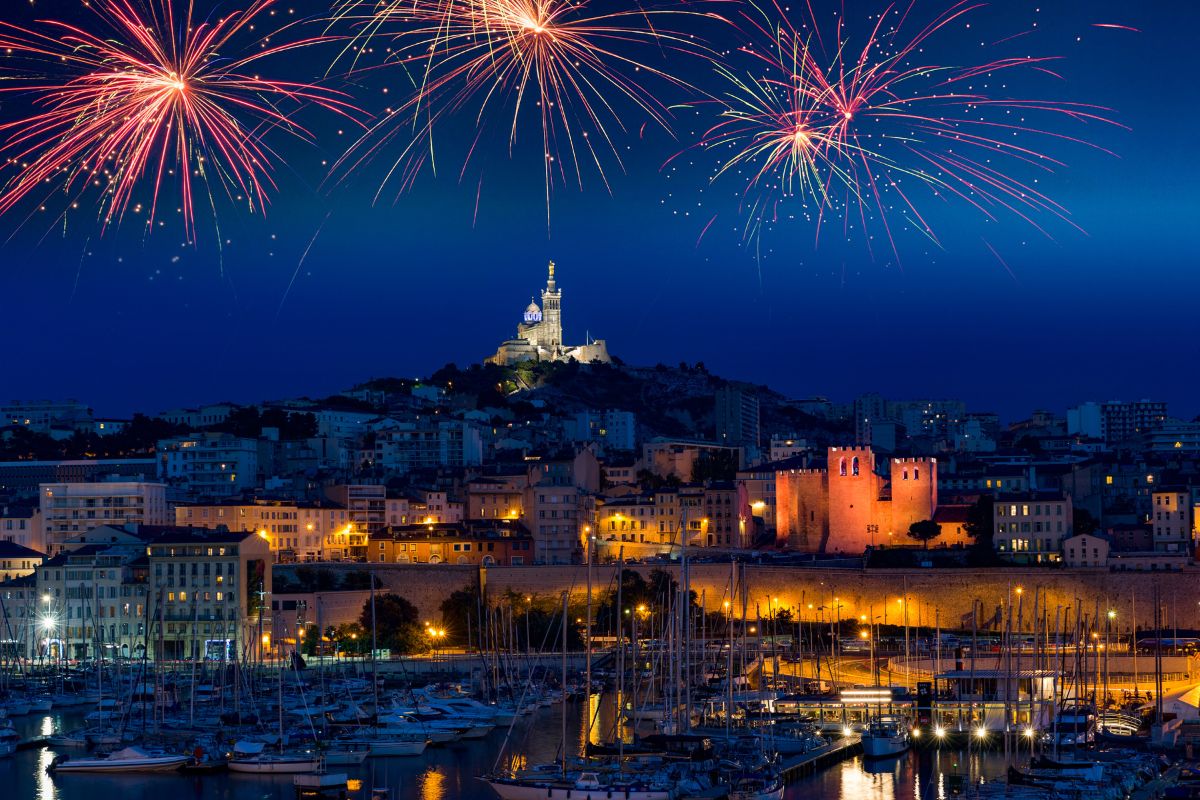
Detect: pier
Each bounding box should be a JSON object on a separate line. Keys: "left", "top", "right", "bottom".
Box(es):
{"left": 780, "top": 735, "right": 863, "bottom": 781}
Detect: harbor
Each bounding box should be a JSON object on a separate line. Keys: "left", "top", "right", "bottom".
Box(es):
{"left": 2, "top": 564, "right": 1199, "bottom": 800}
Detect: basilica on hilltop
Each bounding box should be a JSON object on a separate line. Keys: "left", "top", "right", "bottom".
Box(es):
{"left": 487, "top": 261, "right": 611, "bottom": 366}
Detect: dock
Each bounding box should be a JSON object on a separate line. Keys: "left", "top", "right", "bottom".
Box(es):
{"left": 779, "top": 735, "right": 862, "bottom": 781}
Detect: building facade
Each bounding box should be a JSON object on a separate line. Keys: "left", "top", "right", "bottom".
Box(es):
{"left": 40, "top": 481, "right": 170, "bottom": 556}
{"left": 1151, "top": 488, "right": 1194, "bottom": 553}
{"left": 992, "top": 492, "right": 1073, "bottom": 564}
{"left": 368, "top": 520, "right": 534, "bottom": 566}
{"left": 158, "top": 432, "right": 260, "bottom": 498}
{"left": 147, "top": 529, "right": 272, "bottom": 661}
{"left": 176, "top": 500, "right": 352, "bottom": 562}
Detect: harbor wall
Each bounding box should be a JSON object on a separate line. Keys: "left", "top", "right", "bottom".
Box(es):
{"left": 275, "top": 563, "right": 1200, "bottom": 635}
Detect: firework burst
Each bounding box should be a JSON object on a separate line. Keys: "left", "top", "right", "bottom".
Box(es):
{"left": 331, "top": 0, "right": 722, "bottom": 220}
{"left": 0, "top": 0, "right": 359, "bottom": 240}
{"left": 697, "top": 0, "right": 1118, "bottom": 256}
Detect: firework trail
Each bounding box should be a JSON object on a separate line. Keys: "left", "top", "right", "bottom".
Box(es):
{"left": 695, "top": 0, "right": 1119, "bottom": 257}
{"left": 329, "top": 0, "right": 724, "bottom": 222}
{"left": 0, "top": 0, "right": 360, "bottom": 241}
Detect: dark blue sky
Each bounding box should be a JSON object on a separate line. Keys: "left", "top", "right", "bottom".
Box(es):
{"left": 1, "top": 0, "right": 1197, "bottom": 422}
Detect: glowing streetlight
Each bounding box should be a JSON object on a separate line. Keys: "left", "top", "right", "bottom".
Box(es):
{"left": 934, "top": 726, "right": 946, "bottom": 739}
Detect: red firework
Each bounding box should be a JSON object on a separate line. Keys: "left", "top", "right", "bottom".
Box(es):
{"left": 330, "top": 0, "right": 721, "bottom": 219}
{"left": 697, "top": 0, "right": 1119, "bottom": 255}
{"left": 0, "top": 0, "right": 359, "bottom": 240}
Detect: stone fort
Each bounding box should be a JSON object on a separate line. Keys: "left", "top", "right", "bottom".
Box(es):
{"left": 775, "top": 446, "right": 938, "bottom": 553}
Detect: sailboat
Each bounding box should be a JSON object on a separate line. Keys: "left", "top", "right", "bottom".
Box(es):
{"left": 858, "top": 608, "right": 910, "bottom": 759}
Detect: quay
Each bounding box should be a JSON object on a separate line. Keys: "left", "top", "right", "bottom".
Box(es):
{"left": 780, "top": 735, "right": 863, "bottom": 781}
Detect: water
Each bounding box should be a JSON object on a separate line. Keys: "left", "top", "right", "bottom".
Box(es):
{"left": 3, "top": 708, "right": 1008, "bottom": 800}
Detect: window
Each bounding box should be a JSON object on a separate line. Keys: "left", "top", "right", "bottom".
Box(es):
{"left": 851, "top": 457, "right": 860, "bottom": 476}
{"left": 839, "top": 458, "right": 847, "bottom": 477}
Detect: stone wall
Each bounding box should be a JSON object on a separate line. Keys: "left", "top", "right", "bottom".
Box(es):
{"left": 275, "top": 562, "right": 1200, "bottom": 634}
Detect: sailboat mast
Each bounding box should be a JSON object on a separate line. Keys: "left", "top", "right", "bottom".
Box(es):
{"left": 584, "top": 535, "right": 593, "bottom": 732}
{"left": 560, "top": 591, "right": 568, "bottom": 780}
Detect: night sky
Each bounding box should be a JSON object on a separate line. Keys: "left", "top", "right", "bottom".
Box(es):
{"left": 0, "top": 0, "right": 1196, "bottom": 421}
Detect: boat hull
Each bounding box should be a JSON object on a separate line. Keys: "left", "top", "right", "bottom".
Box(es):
{"left": 228, "top": 758, "right": 321, "bottom": 774}
{"left": 862, "top": 735, "right": 909, "bottom": 759}
{"left": 485, "top": 779, "right": 673, "bottom": 800}
{"left": 50, "top": 757, "right": 188, "bottom": 773}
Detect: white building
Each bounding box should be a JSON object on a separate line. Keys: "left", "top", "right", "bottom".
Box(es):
{"left": 1151, "top": 488, "right": 1195, "bottom": 553}
{"left": 157, "top": 403, "right": 237, "bottom": 429}
{"left": 158, "top": 432, "right": 259, "bottom": 498}
{"left": 768, "top": 436, "right": 809, "bottom": 463}
{"left": 1, "top": 400, "right": 92, "bottom": 433}
{"left": 993, "top": 492, "right": 1073, "bottom": 564}
{"left": 0, "top": 542, "right": 43, "bottom": 582}
{"left": 1066, "top": 402, "right": 1103, "bottom": 439}
{"left": 565, "top": 410, "right": 637, "bottom": 453}
{"left": 1061, "top": 533, "right": 1110, "bottom": 569}
{"left": 40, "top": 481, "right": 170, "bottom": 555}
{"left": 0, "top": 504, "right": 44, "bottom": 553}
{"left": 372, "top": 419, "right": 483, "bottom": 474}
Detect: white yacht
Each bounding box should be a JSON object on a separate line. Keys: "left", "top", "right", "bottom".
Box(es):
{"left": 484, "top": 771, "right": 675, "bottom": 800}
{"left": 226, "top": 741, "right": 320, "bottom": 774}
{"left": 48, "top": 746, "right": 189, "bottom": 773}
{"left": 861, "top": 717, "right": 910, "bottom": 758}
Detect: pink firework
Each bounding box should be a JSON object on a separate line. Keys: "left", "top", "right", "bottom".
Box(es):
{"left": 0, "top": 0, "right": 359, "bottom": 240}
{"left": 697, "top": 0, "right": 1119, "bottom": 255}
{"left": 330, "top": 0, "right": 723, "bottom": 220}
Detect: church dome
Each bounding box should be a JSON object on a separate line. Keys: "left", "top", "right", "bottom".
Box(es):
{"left": 523, "top": 299, "right": 542, "bottom": 324}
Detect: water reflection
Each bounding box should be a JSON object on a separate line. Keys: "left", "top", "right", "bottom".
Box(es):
{"left": 787, "top": 750, "right": 1008, "bottom": 800}
{"left": 418, "top": 765, "right": 445, "bottom": 800}
{"left": 36, "top": 746, "right": 58, "bottom": 800}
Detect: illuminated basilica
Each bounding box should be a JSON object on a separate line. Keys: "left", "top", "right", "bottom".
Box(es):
{"left": 487, "top": 261, "right": 611, "bottom": 366}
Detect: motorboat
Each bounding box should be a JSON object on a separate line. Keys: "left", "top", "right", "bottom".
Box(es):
{"left": 0, "top": 721, "right": 18, "bottom": 757}
{"left": 27, "top": 695, "right": 54, "bottom": 713}
{"left": 728, "top": 773, "right": 785, "bottom": 800}
{"left": 861, "top": 717, "right": 910, "bottom": 758}
{"left": 48, "top": 746, "right": 189, "bottom": 773}
{"left": 226, "top": 741, "right": 320, "bottom": 774}
{"left": 322, "top": 747, "right": 369, "bottom": 766}
{"left": 45, "top": 729, "right": 89, "bottom": 748}
{"left": 334, "top": 731, "right": 428, "bottom": 757}
{"left": 483, "top": 771, "right": 675, "bottom": 800}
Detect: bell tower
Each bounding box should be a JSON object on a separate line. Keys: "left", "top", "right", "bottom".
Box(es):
{"left": 540, "top": 260, "right": 563, "bottom": 351}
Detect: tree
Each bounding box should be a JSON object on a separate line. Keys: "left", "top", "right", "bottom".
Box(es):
{"left": 1073, "top": 507, "right": 1099, "bottom": 537}
{"left": 439, "top": 585, "right": 482, "bottom": 646}
{"left": 331, "top": 622, "right": 367, "bottom": 655}
{"left": 906, "top": 519, "right": 943, "bottom": 549}
{"left": 963, "top": 495, "right": 1001, "bottom": 566}
{"left": 360, "top": 594, "right": 424, "bottom": 654}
